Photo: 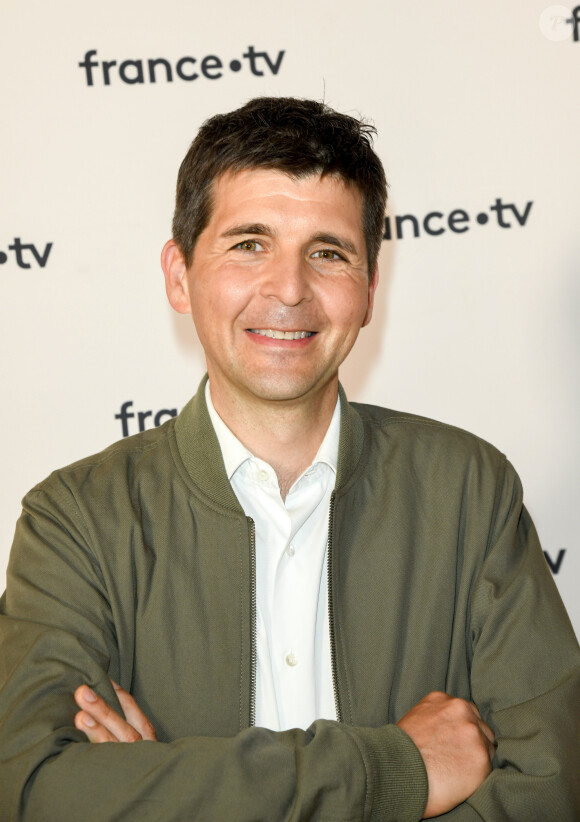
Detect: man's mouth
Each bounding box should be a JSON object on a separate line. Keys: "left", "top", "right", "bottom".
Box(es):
{"left": 247, "top": 329, "right": 314, "bottom": 340}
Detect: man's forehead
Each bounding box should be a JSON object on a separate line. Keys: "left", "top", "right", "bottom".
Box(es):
{"left": 207, "top": 167, "right": 364, "bottom": 225}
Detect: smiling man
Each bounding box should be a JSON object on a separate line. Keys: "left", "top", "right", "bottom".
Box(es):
{"left": 1, "top": 98, "right": 579, "bottom": 821}
{"left": 162, "top": 167, "right": 376, "bottom": 499}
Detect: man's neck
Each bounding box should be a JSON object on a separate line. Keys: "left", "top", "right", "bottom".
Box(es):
{"left": 207, "top": 379, "right": 339, "bottom": 499}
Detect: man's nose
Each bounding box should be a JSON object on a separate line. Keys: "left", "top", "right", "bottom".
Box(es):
{"left": 260, "top": 253, "right": 313, "bottom": 306}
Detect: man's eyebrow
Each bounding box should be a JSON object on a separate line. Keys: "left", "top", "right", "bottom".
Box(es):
{"left": 310, "top": 233, "right": 358, "bottom": 255}
{"left": 221, "top": 223, "right": 274, "bottom": 238}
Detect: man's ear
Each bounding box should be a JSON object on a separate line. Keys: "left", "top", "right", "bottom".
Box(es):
{"left": 362, "top": 265, "right": 379, "bottom": 328}
{"left": 161, "top": 239, "right": 192, "bottom": 315}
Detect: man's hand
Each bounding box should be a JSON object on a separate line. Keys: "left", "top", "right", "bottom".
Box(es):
{"left": 74, "top": 683, "right": 493, "bottom": 817}
{"left": 74, "top": 681, "right": 157, "bottom": 743}
{"left": 397, "top": 691, "right": 495, "bottom": 819}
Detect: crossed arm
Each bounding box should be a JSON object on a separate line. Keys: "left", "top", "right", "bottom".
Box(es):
{"left": 4, "top": 452, "right": 580, "bottom": 820}
{"left": 74, "top": 682, "right": 495, "bottom": 819}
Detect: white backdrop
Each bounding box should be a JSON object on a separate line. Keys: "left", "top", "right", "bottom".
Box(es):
{"left": 1, "top": 0, "right": 578, "bottom": 638}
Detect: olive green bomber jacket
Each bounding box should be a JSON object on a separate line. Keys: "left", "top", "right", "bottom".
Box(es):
{"left": 0, "top": 379, "right": 579, "bottom": 821}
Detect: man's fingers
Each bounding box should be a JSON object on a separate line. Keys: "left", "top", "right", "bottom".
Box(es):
{"left": 74, "top": 685, "right": 142, "bottom": 743}
{"left": 74, "top": 709, "right": 119, "bottom": 743}
{"left": 73, "top": 683, "right": 157, "bottom": 743}
{"left": 469, "top": 701, "right": 496, "bottom": 754}
{"left": 111, "top": 680, "right": 157, "bottom": 741}
{"left": 478, "top": 719, "right": 496, "bottom": 748}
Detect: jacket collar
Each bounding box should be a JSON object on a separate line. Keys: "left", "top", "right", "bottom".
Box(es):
{"left": 174, "top": 375, "right": 365, "bottom": 511}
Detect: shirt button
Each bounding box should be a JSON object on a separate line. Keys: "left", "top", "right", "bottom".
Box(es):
{"left": 286, "top": 544, "right": 295, "bottom": 557}
{"left": 285, "top": 652, "right": 298, "bottom": 667}
{"left": 258, "top": 469, "right": 269, "bottom": 482}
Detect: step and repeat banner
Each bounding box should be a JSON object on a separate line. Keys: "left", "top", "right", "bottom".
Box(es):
{"left": 1, "top": 0, "right": 579, "bottom": 638}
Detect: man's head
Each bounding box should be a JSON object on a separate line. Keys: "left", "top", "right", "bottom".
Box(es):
{"left": 172, "top": 97, "right": 387, "bottom": 277}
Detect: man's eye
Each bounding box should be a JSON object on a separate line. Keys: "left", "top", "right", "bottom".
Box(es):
{"left": 312, "top": 249, "right": 342, "bottom": 260}
{"left": 235, "top": 240, "right": 261, "bottom": 252}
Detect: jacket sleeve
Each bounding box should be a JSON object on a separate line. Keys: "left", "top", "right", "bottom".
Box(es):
{"left": 443, "top": 461, "right": 580, "bottom": 820}
{"left": 0, "top": 485, "right": 428, "bottom": 822}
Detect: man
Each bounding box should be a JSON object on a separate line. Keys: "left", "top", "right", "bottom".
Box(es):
{"left": 0, "top": 97, "right": 578, "bottom": 821}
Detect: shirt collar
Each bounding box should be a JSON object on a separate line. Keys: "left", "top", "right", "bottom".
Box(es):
{"left": 205, "top": 381, "right": 340, "bottom": 481}
{"left": 205, "top": 382, "right": 253, "bottom": 480}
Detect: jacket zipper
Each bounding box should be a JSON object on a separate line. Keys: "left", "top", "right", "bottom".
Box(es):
{"left": 327, "top": 491, "right": 343, "bottom": 723}
{"left": 248, "top": 517, "right": 257, "bottom": 727}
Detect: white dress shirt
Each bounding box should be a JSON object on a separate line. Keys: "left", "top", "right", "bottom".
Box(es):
{"left": 205, "top": 382, "right": 339, "bottom": 731}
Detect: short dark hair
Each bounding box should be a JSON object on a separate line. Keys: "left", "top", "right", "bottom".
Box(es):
{"left": 172, "top": 97, "right": 387, "bottom": 276}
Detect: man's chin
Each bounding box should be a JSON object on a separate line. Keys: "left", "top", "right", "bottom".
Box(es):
{"left": 237, "top": 373, "right": 337, "bottom": 406}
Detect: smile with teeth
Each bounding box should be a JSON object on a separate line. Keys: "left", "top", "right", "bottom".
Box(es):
{"left": 247, "top": 329, "right": 314, "bottom": 340}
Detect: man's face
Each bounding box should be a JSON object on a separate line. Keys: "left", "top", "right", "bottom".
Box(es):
{"left": 165, "top": 168, "right": 377, "bottom": 408}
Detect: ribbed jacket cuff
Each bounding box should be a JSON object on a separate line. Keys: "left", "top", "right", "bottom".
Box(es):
{"left": 350, "top": 724, "right": 428, "bottom": 822}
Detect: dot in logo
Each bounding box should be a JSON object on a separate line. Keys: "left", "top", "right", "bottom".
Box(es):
{"left": 538, "top": 5, "right": 572, "bottom": 41}
{"left": 229, "top": 59, "right": 242, "bottom": 72}
{"left": 476, "top": 213, "right": 489, "bottom": 225}
{"left": 0, "top": 251, "right": 7, "bottom": 264}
